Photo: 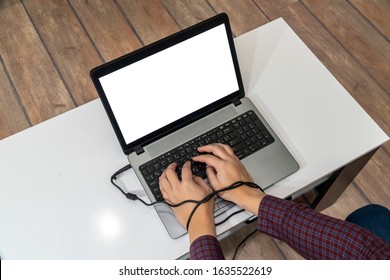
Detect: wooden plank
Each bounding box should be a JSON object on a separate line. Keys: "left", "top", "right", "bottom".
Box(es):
{"left": 254, "top": 0, "right": 390, "bottom": 143}
{"left": 235, "top": 233, "right": 286, "bottom": 259}
{"left": 208, "top": 0, "right": 269, "bottom": 36}
{"left": 302, "top": 0, "right": 390, "bottom": 93}
{"left": 350, "top": 0, "right": 390, "bottom": 40}
{"left": 321, "top": 184, "right": 370, "bottom": 219}
{"left": 0, "top": 0, "right": 74, "bottom": 125}
{"left": 23, "top": 0, "right": 103, "bottom": 106}
{"left": 69, "top": 0, "right": 143, "bottom": 62}
{"left": 0, "top": 61, "right": 30, "bottom": 140}
{"left": 312, "top": 149, "right": 377, "bottom": 212}
{"left": 353, "top": 147, "right": 390, "bottom": 209}
{"left": 161, "top": 0, "right": 215, "bottom": 28}
{"left": 116, "top": 0, "right": 180, "bottom": 45}
{"left": 220, "top": 223, "right": 288, "bottom": 259}
{"left": 306, "top": 146, "right": 390, "bottom": 216}
{"left": 271, "top": 239, "right": 305, "bottom": 260}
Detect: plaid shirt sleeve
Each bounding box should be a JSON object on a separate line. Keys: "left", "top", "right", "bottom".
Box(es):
{"left": 257, "top": 195, "right": 390, "bottom": 259}
{"left": 190, "top": 235, "right": 225, "bottom": 260}
{"left": 189, "top": 195, "right": 390, "bottom": 260}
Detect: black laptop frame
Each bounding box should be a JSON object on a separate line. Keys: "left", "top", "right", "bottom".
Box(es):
{"left": 90, "top": 13, "right": 245, "bottom": 155}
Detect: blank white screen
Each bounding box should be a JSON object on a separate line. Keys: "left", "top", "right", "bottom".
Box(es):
{"left": 99, "top": 24, "right": 239, "bottom": 144}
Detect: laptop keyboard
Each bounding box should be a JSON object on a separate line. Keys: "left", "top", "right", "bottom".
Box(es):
{"left": 139, "top": 110, "right": 274, "bottom": 215}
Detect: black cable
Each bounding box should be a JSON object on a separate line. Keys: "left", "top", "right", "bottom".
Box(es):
{"left": 110, "top": 164, "right": 132, "bottom": 196}
{"left": 111, "top": 164, "right": 204, "bottom": 208}
{"left": 111, "top": 164, "right": 264, "bottom": 230}
{"left": 112, "top": 163, "right": 264, "bottom": 260}
{"left": 232, "top": 228, "right": 258, "bottom": 260}
{"left": 184, "top": 181, "right": 263, "bottom": 230}
{"left": 215, "top": 209, "right": 245, "bottom": 226}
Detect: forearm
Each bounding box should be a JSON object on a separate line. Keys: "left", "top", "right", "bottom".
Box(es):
{"left": 188, "top": 204, "right": 216, "bottom": 244}
{"left": 257, "top": 196, "right": 390, "bottom": 259}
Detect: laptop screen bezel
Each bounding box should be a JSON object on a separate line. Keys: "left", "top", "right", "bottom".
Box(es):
{"left": 90, "top": 13, "right": 245, "bottom": 155}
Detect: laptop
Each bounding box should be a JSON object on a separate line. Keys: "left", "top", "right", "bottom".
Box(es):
{"left": 90, "top": 13, "right": 299, "bottom": 239}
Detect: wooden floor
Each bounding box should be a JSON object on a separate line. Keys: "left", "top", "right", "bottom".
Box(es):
{"left": 0, "top": 0, "right": 389, "bottom": 259}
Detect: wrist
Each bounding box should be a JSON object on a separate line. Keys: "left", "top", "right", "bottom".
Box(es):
{"left": 228, "top": 186, "right": 265, "bottom": 215}
{"left": 188, "top": 203, "right": 216, "bottom": 243}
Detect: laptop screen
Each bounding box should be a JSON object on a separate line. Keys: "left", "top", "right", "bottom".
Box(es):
{"left": 91, "top": 14, "right": 243, "bottom": 154}
{"left": 98, "top": 23, "right": 239, "bottom": 147}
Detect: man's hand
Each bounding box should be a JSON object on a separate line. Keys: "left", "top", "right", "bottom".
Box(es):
{"left": 159, "top": 161, "right": 216, "bottom": 242}
{"left": 193, "top": 144, "right": 265, "bottom": 215}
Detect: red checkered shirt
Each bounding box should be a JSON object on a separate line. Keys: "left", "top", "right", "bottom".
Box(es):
{"left": 190, "top": 195, "right": 390, "bottom": 259}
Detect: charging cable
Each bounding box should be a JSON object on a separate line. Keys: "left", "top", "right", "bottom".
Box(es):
{"left": 110, "top": 163, "right": 264, "bottom": 230}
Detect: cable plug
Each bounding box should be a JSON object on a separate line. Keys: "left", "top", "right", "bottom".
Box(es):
{"left": 125, "top": 193, "right": 138, "bottom": 200}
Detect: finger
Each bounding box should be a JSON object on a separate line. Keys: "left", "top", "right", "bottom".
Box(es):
{"left": 165, "top": 163, "right": 180, "bottom": 186}
{"left": 193, "top": 176, "right": 210, "bottom": 190}
{"left": 193, "top": 176, "right": 214, "bottom": 201}
{"left": 193, "top": 153, "right": 222, "bottom": 169}
{"left": 197, "top": 143, "right": 232, "bottom": 159}
{"left": 159, "top": 176, "right": 172, "bottom": 201}
{"left": 215, "top": 143, "right": 236, "bottom": 156}
{"left": 159, "top": 172, "right": 171, "bottom": 187}
{"left": 159, "top": 184, "right": 171, "bottom": 202}
{"left": 160, "top": 162, "right": 176, "bottom": 182}
{"left": 205, "top": 165, "right": 219, "bottom": 188}
{"left": 181, "top": 161, "right": 193, "bottom": 182}
{"left": 207, "top": 143, "right": 233, "bottom": 153}
{"left": 160, "top": 162, "right": 177, "bottom": 179}
{"left": 165, "top": 162, "right": 177, "bottom": 172}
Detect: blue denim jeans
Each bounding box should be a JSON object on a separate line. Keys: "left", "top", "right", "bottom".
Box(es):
{"left": 346, "top": 204, "right": 390, "bottom": 243}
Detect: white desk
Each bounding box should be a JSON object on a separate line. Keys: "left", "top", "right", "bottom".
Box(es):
{"left": 0, "top": 18, "right": 388, "bottom": 259}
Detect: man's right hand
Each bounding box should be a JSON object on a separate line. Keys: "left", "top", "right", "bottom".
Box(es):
{"left": 193, "top": 143, "right": 265, "bottom": 215}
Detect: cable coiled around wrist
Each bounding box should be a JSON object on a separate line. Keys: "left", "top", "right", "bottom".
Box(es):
{"left": 110, "top": 164, "right": 263, "bottom": 230}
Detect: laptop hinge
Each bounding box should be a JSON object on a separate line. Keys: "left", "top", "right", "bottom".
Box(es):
{"left": 134, "top": 145, "right": 145, "bottom": 155}
{"left": 233, "top": 98, "right": 242, "bottom": 106}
